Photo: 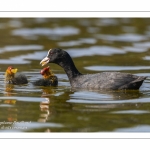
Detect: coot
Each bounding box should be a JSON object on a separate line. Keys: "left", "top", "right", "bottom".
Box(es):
{"left": 33, "top": 66, "right": 58, "bottom": 86}
{"left": 5, "top": 66, "right": 28, "bottom": 85}
{"left": 40, "top": 48, "right": 147, "bottom": 90}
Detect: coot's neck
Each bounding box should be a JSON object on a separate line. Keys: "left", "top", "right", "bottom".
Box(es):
{"left": 56, "top": 52, "right": 82, "bottom": 83}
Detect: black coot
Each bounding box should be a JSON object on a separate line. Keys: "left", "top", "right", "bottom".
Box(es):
{"left": 40, "top": 48, "right": 146, "bottom": 90}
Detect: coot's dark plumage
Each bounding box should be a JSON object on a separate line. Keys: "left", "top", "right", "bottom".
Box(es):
{"left": 33, "top": 66, "right": 58, "bottom": 86}
{"left": 40, "top": 48, "right": 147, "bottom": 90}
{"left": 5, "top": 66, "right": 28, "bottom": 85}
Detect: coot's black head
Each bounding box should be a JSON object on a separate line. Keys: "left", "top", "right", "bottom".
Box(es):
{"left": 40, "top": 48, "right": 66, "bottom": 66}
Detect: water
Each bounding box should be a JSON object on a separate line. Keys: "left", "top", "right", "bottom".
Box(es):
{"left": 0, "top": 18, "right": 150, "bottom": 132}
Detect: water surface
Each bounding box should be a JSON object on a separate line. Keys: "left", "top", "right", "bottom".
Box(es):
{"left": 0, "top": 18, "right": 150, "bottom": 132}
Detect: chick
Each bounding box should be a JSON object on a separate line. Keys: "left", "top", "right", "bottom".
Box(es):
{"left": 5, "top": 66, "right": 28, "bottom": 85}
{"left": 33, "top": 66, "right": 58, "bottom": 86}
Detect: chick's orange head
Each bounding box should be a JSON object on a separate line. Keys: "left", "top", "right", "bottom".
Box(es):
{"left": 40, "top": 66, "right": 50, "bottom": 75}
{"left": 6, "top": 66, "right": 18, "bottom": 74}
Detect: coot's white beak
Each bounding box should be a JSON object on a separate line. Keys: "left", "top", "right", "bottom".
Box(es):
{"left": 40, "top": 57, "right": 50, "bottom": 66}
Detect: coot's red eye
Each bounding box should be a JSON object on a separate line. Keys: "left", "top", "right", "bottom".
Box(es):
{"left": 50, "top": 52, "right": 53, "bottom": 55}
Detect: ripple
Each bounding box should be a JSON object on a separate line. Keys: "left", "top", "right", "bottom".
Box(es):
{"left": 67, "top": 46, "right": 125, "bottom": 57}
{"left": 80, "top": 38, "right": 97, "bottom": 44}
{"left": 133, "top": 42, "right": 150, "bottom": 48}
{"left": 87, "top": 27, "right": 100, "bottom": 33}
{"left": 123, "top": 46, "right": 147, "bottom": 53}
{"left": 58, "top": 38, "right": 96, "bottom": 47}
{"left": 68, "top": 89, "right": 145, "bottom": 103}
{"left": 34, "top": 18, "right": 48, "bottom": 23}
{"left": 143, "top": 56, "right": 150, "bottom": 60}
{"left": 0, "top": 23, "right": 6, "bottom": 29}
{"left": 67, "top": 97, "right": 150, "bottom": 104}
{"left": 12, "top": 51, "right": 48, "bottom": 60}
{"left": 0, "top": 58, "right": 30, "bottom": 64}
{"left": 0, "top": 45, "right": 43, "bottom": 53}
{"left": 58, "top": 41, "right": 81, "bottom": 47}
{"left": 70, "top": 91, "right": 112, "bottom": 100}
{"left": 84, "top": 66, "right": 150, "bottom": 71}
{"left": 96, "top": 18, "right": 119, "bottom": 26}
{"left": 14, "top": 121, "right": 63, "bottom": 128}
{"left": 122, "top": 26, "right": 136, "bottom": 32}
{"left": 115, "top": 125, "right": 150, "bottom": 132}
{"left": 12, "top": 27, "right": 80, "bottom": 37}
{"left": 96, "top": 33, "right": 147, "bottom": 42}
{"left": 0, "top": 96, "right": 44, "bottom": 102}
{"left": 110, "top": 110, "right": 150, "bottom": 114}
{"left": 0, "top": 104, "right": 14, "bottom": 107}
{"left": 0, "top": 51, "right": 47, "bottom": 64}
{"left": 8, "top": 20, "right": 23, "bottom": 28}
{"left": 0, "top": 122, "right": 63, "bottom": 132}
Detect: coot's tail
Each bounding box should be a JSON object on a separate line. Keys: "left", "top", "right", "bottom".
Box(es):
{"left": 119, "top": 76, "right": 147, "bottom": 90}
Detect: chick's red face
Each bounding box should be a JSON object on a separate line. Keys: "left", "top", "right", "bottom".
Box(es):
{"left": 8, "top": 66, "right": 13, "bottom": 70}
{"left": 6, "top": 66, "right": 18, "bottom": 74}
{"left": 40, "top": 66, "right": 50, "bottom": 75}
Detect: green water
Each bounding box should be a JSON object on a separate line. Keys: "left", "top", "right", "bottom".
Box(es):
{"left": 0, "top": 18, "right": 150, "bottom": 132}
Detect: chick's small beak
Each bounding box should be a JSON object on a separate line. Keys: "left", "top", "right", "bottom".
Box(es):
{"left": 11, "top": 68, "right": 18, "bottom": 74}
{"left": 40, "top": 57, "right": 50, "bottom": 66}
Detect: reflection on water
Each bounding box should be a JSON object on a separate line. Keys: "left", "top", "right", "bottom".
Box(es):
{"left": 0, "top": 18, "right": 150, "bottom": 132}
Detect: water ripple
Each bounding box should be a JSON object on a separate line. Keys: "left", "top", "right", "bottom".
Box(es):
{"left": 110, "top": 110, "right": 150, "bottom": 114}
{"left": 0, "top": 96, "right": 45, "bottom": 102}
{"left": 96, "top": 18, "right": 119, "bottom": 26}
{"left": 0, "top": 45, "right": 43, "bottom": 53}
{"left": 143, "top": 56, "right": 150, "bottom": 60}
{"left": 123, "top": 46, "right": 147, "bottom": 53}
{"left": 0, "top": 51, "right": 47, "bottom": 64}
{"left": 115, "top": 125, "right": 150, "bottom": 132}
{"left": 96, "top": 33, "right": 147, "bottom": 42}
{"left": 12, "top": 27, "right": 80, "bottom": 37}
{"left": 58, "top": 38, "right": 96, "bottom": 47}
{"left": 67, "top": 97, "right": 150, "bottom": 104}
{"left": 84, "top": 66, "right": 150, "bottom": 71}
{"left": 8, "top": 20, "right": 23, "bottom": 28}
{"left": 1, "top": 122, "right": 63, "bottom": 132}
{"left": 134, "top": 42, "right": 150, "bottom": 48}
{"left": 67, "top": 46, "right": 125, "bottom": 57}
